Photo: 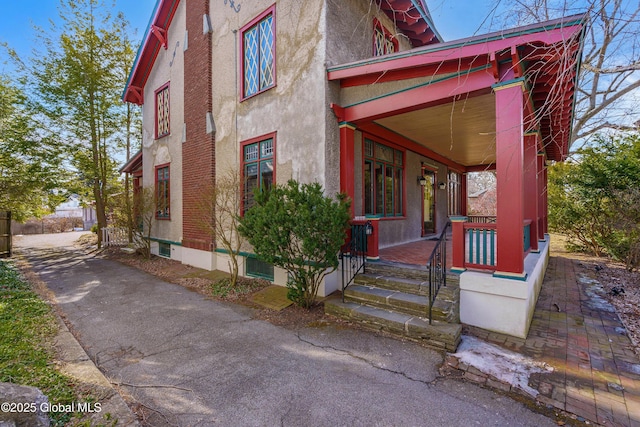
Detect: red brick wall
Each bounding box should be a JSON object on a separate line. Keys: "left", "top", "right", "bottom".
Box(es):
{"left": 182, "top": 0, "right": 215, "bottom": 251}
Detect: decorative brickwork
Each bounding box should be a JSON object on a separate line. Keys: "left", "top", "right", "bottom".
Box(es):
{"left": 182, "top": 0, "right": 215, "bottom": 251}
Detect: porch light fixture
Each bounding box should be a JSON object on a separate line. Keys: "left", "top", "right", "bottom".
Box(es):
{"left": 365, "top": 221, "right": 374, "bottom": 235}
{"left": 418, "top": 176, "right": 427, "bottom": 186}
{"left": 438, "top": 182, "right": 446, "bottom": 190}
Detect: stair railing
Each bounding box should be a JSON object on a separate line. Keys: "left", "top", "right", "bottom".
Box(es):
{"left": 339, "top": 222, "right": 369, "bottom": 302}
{"left": 426, "top": 221, "right": 450, "bottom": 324}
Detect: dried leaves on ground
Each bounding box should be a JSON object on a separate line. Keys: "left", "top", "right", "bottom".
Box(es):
{"left": 550, "top": 234, "right": 640, "bottom": 355}
{"left": 98, "top": 244, "right": 332, "bottom": 329}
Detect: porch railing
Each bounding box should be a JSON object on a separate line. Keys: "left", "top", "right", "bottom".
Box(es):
{"left": 464, "top": 222, "right": 497, "bottom": 270}
{"left": 523, "top": 220, "right": 532, "bottom": 253}
{"left": 453, "top": 218, "right": 534, "bottom": 271}
{"left": 339, "top": 222, "right": 369, "bottom": 302}
{"left": 426, "top": 221, "right": 449, "bottom": 324}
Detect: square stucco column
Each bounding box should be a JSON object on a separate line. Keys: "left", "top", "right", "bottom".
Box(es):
{"left": 493, "top": 79, "right": 526, "bottom": 278}
{"left": 339, "top": 122, "right": 356, "bottom": 217}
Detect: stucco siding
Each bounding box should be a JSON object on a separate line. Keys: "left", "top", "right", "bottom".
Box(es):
{"left": 209, "top": 0, "right": 328, "bottom": 189}
{"left": 141, "top": 1, "right": 186, "bottom": 247}
{"left": 325, "top": 0, "right": 414, "bottom": 67}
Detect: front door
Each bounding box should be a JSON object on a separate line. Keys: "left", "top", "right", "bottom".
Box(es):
{"left": 422, "top": 170, "right": 435, "bottom": 236}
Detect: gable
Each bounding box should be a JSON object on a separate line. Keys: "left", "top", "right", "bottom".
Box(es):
{"left": 123, "top": 0, "right": 181, "bottom": 105}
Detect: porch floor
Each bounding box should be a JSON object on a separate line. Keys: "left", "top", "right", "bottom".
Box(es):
{"left": 378, "top": 236, "right": 452, "bottom": 268}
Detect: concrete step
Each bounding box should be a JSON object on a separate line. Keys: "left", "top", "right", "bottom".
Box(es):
{"left": 365, "top": 261, "right": 461, "bottom": 285}
{"left": 344, "top": 284, "right": 457, "bottom": 323}
{"left": 324, "top": 297, "right": 461, "bottom": 352}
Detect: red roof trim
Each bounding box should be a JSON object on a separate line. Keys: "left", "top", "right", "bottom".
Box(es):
{"left": 120, "top": 150, "right": 143, "bottom": 174}
{"left": 328, "top": 24, "right": 583, "bottom": 84}
{"left": 123, "top": 0, "right": 181, "bottom": 105}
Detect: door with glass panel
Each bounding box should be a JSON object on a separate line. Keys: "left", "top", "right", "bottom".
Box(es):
{"left": 422, "top": 170, "right": 435, "bottom": 235}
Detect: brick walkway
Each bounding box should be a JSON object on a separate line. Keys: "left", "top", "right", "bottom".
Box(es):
{"left": 463, "top": 253, "right": 640, "bottom": 426}
{"left": 378, "top": 238, "right": 452, "bottom": 267}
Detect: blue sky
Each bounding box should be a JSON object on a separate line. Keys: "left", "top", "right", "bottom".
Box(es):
{"left": 0, "top": 0, "right": 496, "bottom": 74}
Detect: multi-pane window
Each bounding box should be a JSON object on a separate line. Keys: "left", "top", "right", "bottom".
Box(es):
{"left": 242, "top": 136, "right": 274, "bottom": 214}
{"left": 155, "top": 165, "right": 170, "bottom": 219}
{"left": 155, "top": 84, "right": 170, "bottom": 138}
{"left": 448, "top": 171, "right": 462, "bottom": 215}
{"left": 364, "top": 139, "right": 403, "bottom": 217}
{"left": 373, "top": 19, "right": 397, "bottom": 57}
{"left": 242, "top": 6, "right": 275, "bottom": 99}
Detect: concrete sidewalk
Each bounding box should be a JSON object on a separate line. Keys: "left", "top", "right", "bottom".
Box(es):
{"left": 446, "top": 251, "right": 640, "bottom": 426}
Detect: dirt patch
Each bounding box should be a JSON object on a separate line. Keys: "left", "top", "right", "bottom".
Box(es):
{"left": 95, "top": 241, "right": 335, "bottom": 330}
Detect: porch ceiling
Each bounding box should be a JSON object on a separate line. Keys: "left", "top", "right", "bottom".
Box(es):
{"left": 329, "top": 15, "right": 586, "bottom": 164}
{"left": 374, "top": 93, "right": 496, "bottom": 167}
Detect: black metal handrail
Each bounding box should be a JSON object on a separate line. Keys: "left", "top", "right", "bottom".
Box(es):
{"left": 339, "top": 223, "right": 369, "bottom": 302}
{"left": 426, "top": 221, "right": 450, "bottom": 324}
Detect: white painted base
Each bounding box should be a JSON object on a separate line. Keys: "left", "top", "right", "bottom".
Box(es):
{"left": 170, "top": 245, "right": 182, "bottom": 261}
{"left": 268, "top": 265, "right": 338, "bottom": 297}
{"left": 181, "top": 246, "right": 217, "bottom": 271}
{"left": 214, "top": 251, "right": 245, "bottom": 276}
{"left": 459, "top": 236, "right": 550, "bottom": 338}
{"left": 187, "top": 250, "right": 337, "bottom": 297}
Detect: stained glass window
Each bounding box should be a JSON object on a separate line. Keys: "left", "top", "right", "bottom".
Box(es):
{"left": 373, "top": 20, "right": 397, "bottom": 57}
{"left": 242, "top": 8, "right": 275, "bottom": 98}
{"left": 155, "top": 84, "right": 170, "bottom": 138}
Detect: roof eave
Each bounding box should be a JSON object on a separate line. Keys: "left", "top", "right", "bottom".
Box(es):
{"left": 122, "top": 0, "right": 181, "bottom": 104}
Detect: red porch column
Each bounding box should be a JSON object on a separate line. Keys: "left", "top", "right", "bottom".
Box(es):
{"left": 537, "top": 153, "right": 546, "bottom": 241}
{"left": 450, "top": 216, "right": 467, "bottom": 273}
{"left": 461, "top": 173, "right": 468, "bottom": 216}
{"left": 494, "top": 79, "right": 526, "bottom": 279}
{"left": 542, "top": 161, "right": 549, "bottom": 235}
{"left": 339, "top": 122, "right": 356, "bottom": 217}
{"left": 524, "top": 133, "right": 539, "bottom": 252}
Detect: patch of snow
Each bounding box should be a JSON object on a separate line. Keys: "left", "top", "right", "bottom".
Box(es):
{"left": 579, "top": 274, "right": 617, "bottom": 313}
{"left": 452, "top": 335, "right": 553, "bottom": 397}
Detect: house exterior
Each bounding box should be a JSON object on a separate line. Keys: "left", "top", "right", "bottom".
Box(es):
{"left": 123, "top": 0, "right": 585, "bottom": 338}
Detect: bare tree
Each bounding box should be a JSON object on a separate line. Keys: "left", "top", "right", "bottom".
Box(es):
{"left": 495, "top": 0, "right": 640, "bottom": 145}
{"left": 195, "top": 169, "right": 245, "bottom": 287}
{"left": 134, "top": 187, "right": 156, "bottom": 259}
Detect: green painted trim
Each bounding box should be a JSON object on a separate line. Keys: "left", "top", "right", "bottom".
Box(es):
{"left": 410, "top": 0, "right": 444, "bottom": 43}
{"left": 344, "top": 65, "right": 492, "bottom": 109}
{"left": 449, "top": 216, "right": 468, "bottom": 222}
{"left": 339, "top": 121, "right": 357, "bottom": 130}
{"left": 450, "top": 267, "right": 466, "bottom": 274}
{"left": 215, "top": 248, "right": 253, "bottom": 258}
{"left": 148, "top": 237, "right": 182, "bottom": 246}
{"left": 491, "top": 77, "right": 526, "bottom": 90}
{"left": 492, "top": 272, "right": 528, "bottom": 281}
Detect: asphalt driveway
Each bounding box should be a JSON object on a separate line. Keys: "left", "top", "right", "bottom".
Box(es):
{"left": 14, "top": 232, "right": 556, "bottom": 426}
